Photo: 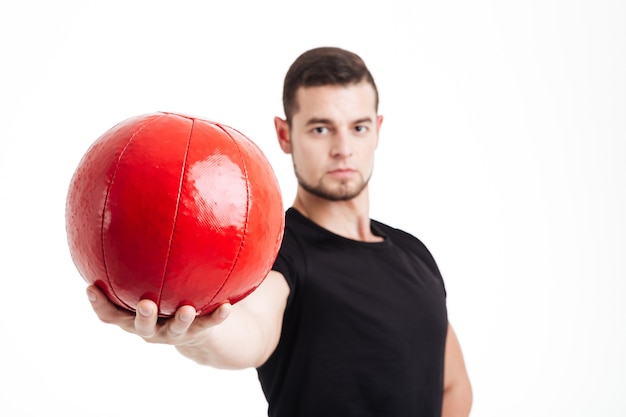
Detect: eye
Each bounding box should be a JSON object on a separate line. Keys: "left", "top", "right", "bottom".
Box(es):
{"left": 355, "top": 125, "right": 369, "bottom": 134}
{"left": 312, "top": 126, "right": 330, "bottom": 135}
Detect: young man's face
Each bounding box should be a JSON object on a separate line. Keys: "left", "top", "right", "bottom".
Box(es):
{"left": 277, "top": 81, "right": 383, "bottom": 202}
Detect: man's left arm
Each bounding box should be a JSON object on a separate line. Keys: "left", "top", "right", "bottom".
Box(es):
{"left": 441, "top": 323, "right": 473, "bottom": 417}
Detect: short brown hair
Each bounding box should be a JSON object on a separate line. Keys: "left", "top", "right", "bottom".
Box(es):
{"left": 282, "top": 47, "right": 379, "bottom": 124}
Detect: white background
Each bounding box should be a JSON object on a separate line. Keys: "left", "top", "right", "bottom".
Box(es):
{"left": 1, "top": 1, "right": 624, "bottom": 416}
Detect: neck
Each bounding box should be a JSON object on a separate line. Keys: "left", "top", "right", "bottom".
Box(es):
{"left": 292, "top": 187, "right": 382, "bottom": 242}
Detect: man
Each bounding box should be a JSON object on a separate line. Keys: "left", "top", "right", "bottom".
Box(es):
{"left": 87, "top": 47, "right": 472, "bottom": 416}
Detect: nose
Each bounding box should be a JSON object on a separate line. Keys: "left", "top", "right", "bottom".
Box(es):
{"left": 330, "top": 130, "right": 352, "bottom": 158}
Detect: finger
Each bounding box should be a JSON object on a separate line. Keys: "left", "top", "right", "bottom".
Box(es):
{"left": 192, "top": 302, "right": 232, "bottom": 332}
{"left": 167, "top": 305, "right": 197, "bottom": 337}
{"left": 87, "top": 285, "right": 135, "bottom": 329}
{"left": 134, "top": 299, "right": 159, "bottom": 338}
{"left": 214, "top": 302, "right": 232, "bottom": 322}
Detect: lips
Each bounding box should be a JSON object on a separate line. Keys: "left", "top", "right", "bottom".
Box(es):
{"left": 327, "top": 168, "right": 356, "bottom": 178}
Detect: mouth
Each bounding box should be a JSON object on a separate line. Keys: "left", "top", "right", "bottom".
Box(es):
{"left": 327, "top": 168, "right": 356, "bottom": 178}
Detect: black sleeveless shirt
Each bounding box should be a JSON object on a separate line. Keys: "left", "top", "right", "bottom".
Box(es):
{"left": 257, "top": 208, "right": 448, "bottom": 417}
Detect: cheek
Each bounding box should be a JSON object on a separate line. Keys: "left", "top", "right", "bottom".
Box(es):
{"left": 292, "top": 149, "right": 313, "bottom": 172}
{"left": 358, "top": 143, "right": 377, "bottom": 163}
{"left": 293, "top": 144, "right": 321, "bottom": 167}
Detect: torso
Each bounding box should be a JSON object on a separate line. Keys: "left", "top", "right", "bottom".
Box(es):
{"left": 258, "top": 208, "right": 448, "bottom": 417}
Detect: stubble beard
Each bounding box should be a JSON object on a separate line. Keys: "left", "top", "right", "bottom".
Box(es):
{"left": 294, "top": 165, "right": 371, "bottom": 202}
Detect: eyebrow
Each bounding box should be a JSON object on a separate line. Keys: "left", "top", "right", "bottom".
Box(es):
{"left": 305, "top": 117, "right": 374, "bottom": 126}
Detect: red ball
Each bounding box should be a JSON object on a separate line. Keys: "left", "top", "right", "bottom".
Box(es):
{"left": 66, "top": 112, "right": 284, "bottom": 317}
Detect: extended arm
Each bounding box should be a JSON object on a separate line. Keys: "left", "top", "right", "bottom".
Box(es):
{"left": 441, "top": 323, "right": 473, "bottom": 417}
{"left": 87, "top": 270, "right": 289, "bottom": 369}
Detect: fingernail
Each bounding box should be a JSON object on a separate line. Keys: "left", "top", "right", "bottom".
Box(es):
{"left": 87, "top": 290, "right": 96, "bottom": 303}
{"left": 138, "top": 306, "right": 152, "bottom": 317}
{"left": 180, "top": 312, "right": 193, "bottom": 322}
{"left": 218, "top": 304, "right": 230, "bottom": 319}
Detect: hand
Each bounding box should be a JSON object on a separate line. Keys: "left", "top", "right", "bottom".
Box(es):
{"left": 86, "top": 285, "right": 231, "bottom": 346}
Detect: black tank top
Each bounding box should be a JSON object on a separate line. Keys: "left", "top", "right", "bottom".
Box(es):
{"left": 258, "top": 208, "right": 448, "bottom": 417}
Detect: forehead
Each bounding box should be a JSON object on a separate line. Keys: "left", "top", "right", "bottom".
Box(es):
{"left": 292, "top": 82, "right": 377, "bottom": 123}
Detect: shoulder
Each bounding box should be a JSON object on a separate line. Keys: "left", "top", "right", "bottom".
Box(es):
{"left": 271, "top": 210, "right": 310, "bottom": 296}
{"left": 373, "top": 219, "right": 442, "bottom": 272}
{"left": 372, "top": 219, "right": 427, "bottom": 249}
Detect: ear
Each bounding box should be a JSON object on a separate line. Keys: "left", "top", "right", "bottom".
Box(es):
{"left": 374, "top": 115, "right": 384, "bottom": 148}
{"left": 274, "top": 117, "right": 292, "bottom": 154}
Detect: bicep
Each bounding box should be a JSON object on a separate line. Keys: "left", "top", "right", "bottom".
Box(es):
{"left": 234, "top": 270, "right": 290, "bottom": 366}
{"left": 442, "top": 323, "right": 473, "bottom": 416}
{"left": 444, "top": 324, "right": 470, "bottom": 388}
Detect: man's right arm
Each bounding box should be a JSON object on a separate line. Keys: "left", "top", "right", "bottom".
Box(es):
{"left": 87, "top": 270, "right": 290, "bottom": 370}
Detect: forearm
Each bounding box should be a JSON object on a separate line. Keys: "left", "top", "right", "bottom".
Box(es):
{"left": 175, "top": 272, "right": 288, "bottom": 369}
{"left": 175, "top": 303, "right": 276, "bottom": 369}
